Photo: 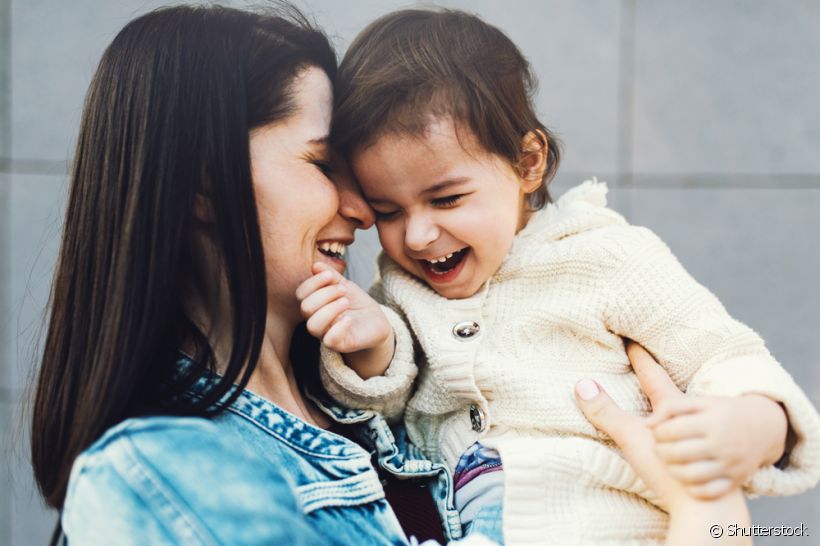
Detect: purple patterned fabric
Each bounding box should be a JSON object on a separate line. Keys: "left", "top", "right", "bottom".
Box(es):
{"left": 453, "top": 442, "right": 503, "bottom": 490}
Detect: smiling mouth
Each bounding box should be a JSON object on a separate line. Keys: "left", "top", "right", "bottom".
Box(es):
{"left": 419, "top": 247, "right": 469, "bottom": 276}
{"left": 318, "top": 241, "right": 347, "bottom": 260}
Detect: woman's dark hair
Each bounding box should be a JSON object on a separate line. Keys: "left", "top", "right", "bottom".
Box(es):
{"left": 31, "top": 4, "right": 336, "bottom": 512}
{"left": 332, "top": 8, "right": 561, "bottom": 209}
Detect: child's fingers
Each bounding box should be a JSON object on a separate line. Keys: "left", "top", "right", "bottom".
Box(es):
{"left": 305, "top": 297, "right": 349, "bottom": 338}
{"left": 299, "top": 283, "right": 347, "bottom": 318}
{"left": 312, "top": 261, "right": 348, "bottom": 282}
{"left": 295, "top": 269, "right": 337, "bottom": 301}
{"left": 685, "top": 478, "right": 734, "bottom": 500}
{"left": 323, "top": 315, "right": 353, "bottom": 350}
{"left": 654, "top": 438, "right": 713, "bottom": 464}
{"left": 312, "top": 261, "right": 334, "bottom": 275}
{"left": 645, "top": 398, "right": 705, "bottom": 427}
{"left": 652, "top": 414, "right": 707, "bottom": 442}
{"left": 667, "top": 460, "right": 724, "bottom": 485}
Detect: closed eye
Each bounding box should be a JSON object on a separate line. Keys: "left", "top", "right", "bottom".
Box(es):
{"left": 432, "top": 194, "right": 465, "bottom": 207}
{"left": 311, "top": 160, "right": 333, "bottom": 176}
{"left": 373, "top": 209, "right": 400, "bottom": 221}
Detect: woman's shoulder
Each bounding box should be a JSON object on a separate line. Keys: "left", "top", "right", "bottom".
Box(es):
{"left": 67, "top": 416, "right": 240, "bottom": 494}
{"left": 63, "top": 415, "right": 320, "bottom": 545}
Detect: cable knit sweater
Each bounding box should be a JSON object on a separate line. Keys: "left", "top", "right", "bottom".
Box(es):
{"left": 320, "top": 180, "right": 820, "bottom": 545}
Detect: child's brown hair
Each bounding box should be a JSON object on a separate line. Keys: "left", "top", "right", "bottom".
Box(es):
{"left": 332, "top": 8, "right": 562, "bottom": 209}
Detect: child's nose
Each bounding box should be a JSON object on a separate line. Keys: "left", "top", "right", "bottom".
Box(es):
{"left": 404, "top": 213, "right": 439, "bottom": 252}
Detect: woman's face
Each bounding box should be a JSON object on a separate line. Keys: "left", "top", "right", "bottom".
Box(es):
{"left": 250, "top": 67, "right": 373, "bottom": 315}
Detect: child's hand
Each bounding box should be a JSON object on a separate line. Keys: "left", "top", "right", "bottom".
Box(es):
{"left": 647, "top": 394, "right": 788, "bottom": 499}
{"left": 296, "top": 262, "right": 394, "bottom": 378}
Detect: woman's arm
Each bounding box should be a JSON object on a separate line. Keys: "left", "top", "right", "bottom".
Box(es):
{"left": 63, "top": 418, "right": 327, "bottom": 545}
{"left": 575, "top": 342, "right": 751, "bottom": 546}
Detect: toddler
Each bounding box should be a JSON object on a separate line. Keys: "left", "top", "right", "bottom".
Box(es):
{"left": 296, "top": 9, "right": 820, "bottom": 545}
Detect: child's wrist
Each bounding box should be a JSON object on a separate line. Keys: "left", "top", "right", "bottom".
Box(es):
{"left": 343, "top": 330, "right": 395, "bottom": 380}
{"left": 741, "top": 394, "right": 789, "bottom": 466}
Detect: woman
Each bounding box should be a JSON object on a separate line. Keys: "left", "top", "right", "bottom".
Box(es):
{"left": 30, "top": 5, "right": 750, "bottom": 545}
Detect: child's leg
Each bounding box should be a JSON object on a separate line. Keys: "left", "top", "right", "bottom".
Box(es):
{"left": 454, "top": 443, "right": 505, "bottom": 544}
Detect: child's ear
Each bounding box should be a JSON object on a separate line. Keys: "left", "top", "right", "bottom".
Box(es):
{"left": 517, "top": 130, "right": 548, "bottom": 193}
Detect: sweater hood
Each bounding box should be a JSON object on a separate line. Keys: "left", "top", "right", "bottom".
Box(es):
{"left": 514, "top": 178, "right": 625, "bottom": 244}
{"left": 497, "top": 178, "right": 626, "bottom": 275}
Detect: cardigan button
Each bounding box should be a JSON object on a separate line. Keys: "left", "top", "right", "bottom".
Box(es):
{"left": 453, "top": 321, "right": 480, "bottom": 340}
{"left": 469, "top": 404, "right": 486, "bottom": 433}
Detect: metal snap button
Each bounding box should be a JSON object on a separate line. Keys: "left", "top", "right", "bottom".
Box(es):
{"left": 453, "top": 321, "right": 480, "bottom": 340}
{"left": 469, "top": 404, "right": 486, "bottom": 433}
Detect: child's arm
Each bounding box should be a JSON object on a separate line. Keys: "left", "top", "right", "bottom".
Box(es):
{"left": 601, "top": 225, "right": 820, "bottom": 498}
{"left": 297, "top": 262, "right": 394, "bottom": 378}
{"left": 296, "top": 262, "right": 417, "bottom": 422}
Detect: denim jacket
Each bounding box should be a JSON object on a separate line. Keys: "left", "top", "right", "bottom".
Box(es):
{"left": 62, "top": 358, "right": 462, "bottom": 545}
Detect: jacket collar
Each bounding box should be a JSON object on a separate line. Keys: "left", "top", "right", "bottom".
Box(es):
{"left": 178, "top": 354, "right": 372, "bottom": 458}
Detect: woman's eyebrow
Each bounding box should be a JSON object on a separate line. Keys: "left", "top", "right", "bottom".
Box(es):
{"left": 308, "top": 135, "right": 330, "bottom": 146}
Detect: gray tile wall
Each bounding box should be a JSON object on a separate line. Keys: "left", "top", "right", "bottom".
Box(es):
{"left": 2, "top": 1, "right": 818, "bottom": 544}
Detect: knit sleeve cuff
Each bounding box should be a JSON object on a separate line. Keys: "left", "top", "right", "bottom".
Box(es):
{"left": 687, "top": 355, "right": 820, "bottom": 496}
{"left": 319, "top": 305, "right": 417, "bottom": 422}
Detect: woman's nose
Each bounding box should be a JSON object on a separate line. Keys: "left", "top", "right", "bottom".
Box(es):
{"left": 404, "top": 213, "right": 439, "bottom": 252}
{"left": 337, "top": 183, "right": 375, "bottom": 229}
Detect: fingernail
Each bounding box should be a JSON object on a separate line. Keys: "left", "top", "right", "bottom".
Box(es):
{"left": 575, "top": 379, "right": 599, "bottom": 400}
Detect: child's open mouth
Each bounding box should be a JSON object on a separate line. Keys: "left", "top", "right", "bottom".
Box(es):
{"left": 418, "top": 247, "right": 469, "bottom": 282}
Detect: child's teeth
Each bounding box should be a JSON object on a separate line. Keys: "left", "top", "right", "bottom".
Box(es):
{"left": 330, "top": 242, "right": 339, "bottom": 254}
{"left": 339, "top": 245, "right": 346, "bottom": 256}
{"left": 427, "top": 251, "right": 458, "bottom": 264}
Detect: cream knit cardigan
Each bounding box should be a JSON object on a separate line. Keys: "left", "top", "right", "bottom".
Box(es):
{"left": 320, "top": 180, "right": 820, "bottom": 545}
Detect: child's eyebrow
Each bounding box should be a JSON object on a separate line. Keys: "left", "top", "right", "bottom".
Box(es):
{"left": 420, "top": 177, "right": 470, "bottom": 196}
{"left": 366, "top": 177, "right": 471, "bottom": 206}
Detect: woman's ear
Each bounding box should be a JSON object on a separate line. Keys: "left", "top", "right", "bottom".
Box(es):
{"left": 193, "top": 193, "right": 215, "bottom": 224}
{"left": 518, "top": 130, "right": 548, "bottom": 193}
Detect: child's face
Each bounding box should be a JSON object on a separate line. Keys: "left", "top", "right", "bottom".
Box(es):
{"left": 351, "top": 117, "right": 538, "bottom": 299}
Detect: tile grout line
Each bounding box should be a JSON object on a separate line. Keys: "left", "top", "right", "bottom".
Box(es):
{"left": 0, "top": 1, "right": 11, "bottom": 544}
{"left": 616, "top": 0, "right": 637, "bottom": 218}
{"left": 0, "top": 157, "right": 70, "bottom": 175}
{"left": 555, "top": 172, "right": 820, "bottom": 189}
{"left": 1, "top": 0, "right": 10, "bottom": 363}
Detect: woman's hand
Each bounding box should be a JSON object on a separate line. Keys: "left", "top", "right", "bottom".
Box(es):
{"left": 574, "top": 342, "right": 691, "bottom": 511}
{"left": 574, "top": 341, "right": 751, "bottom": 546}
